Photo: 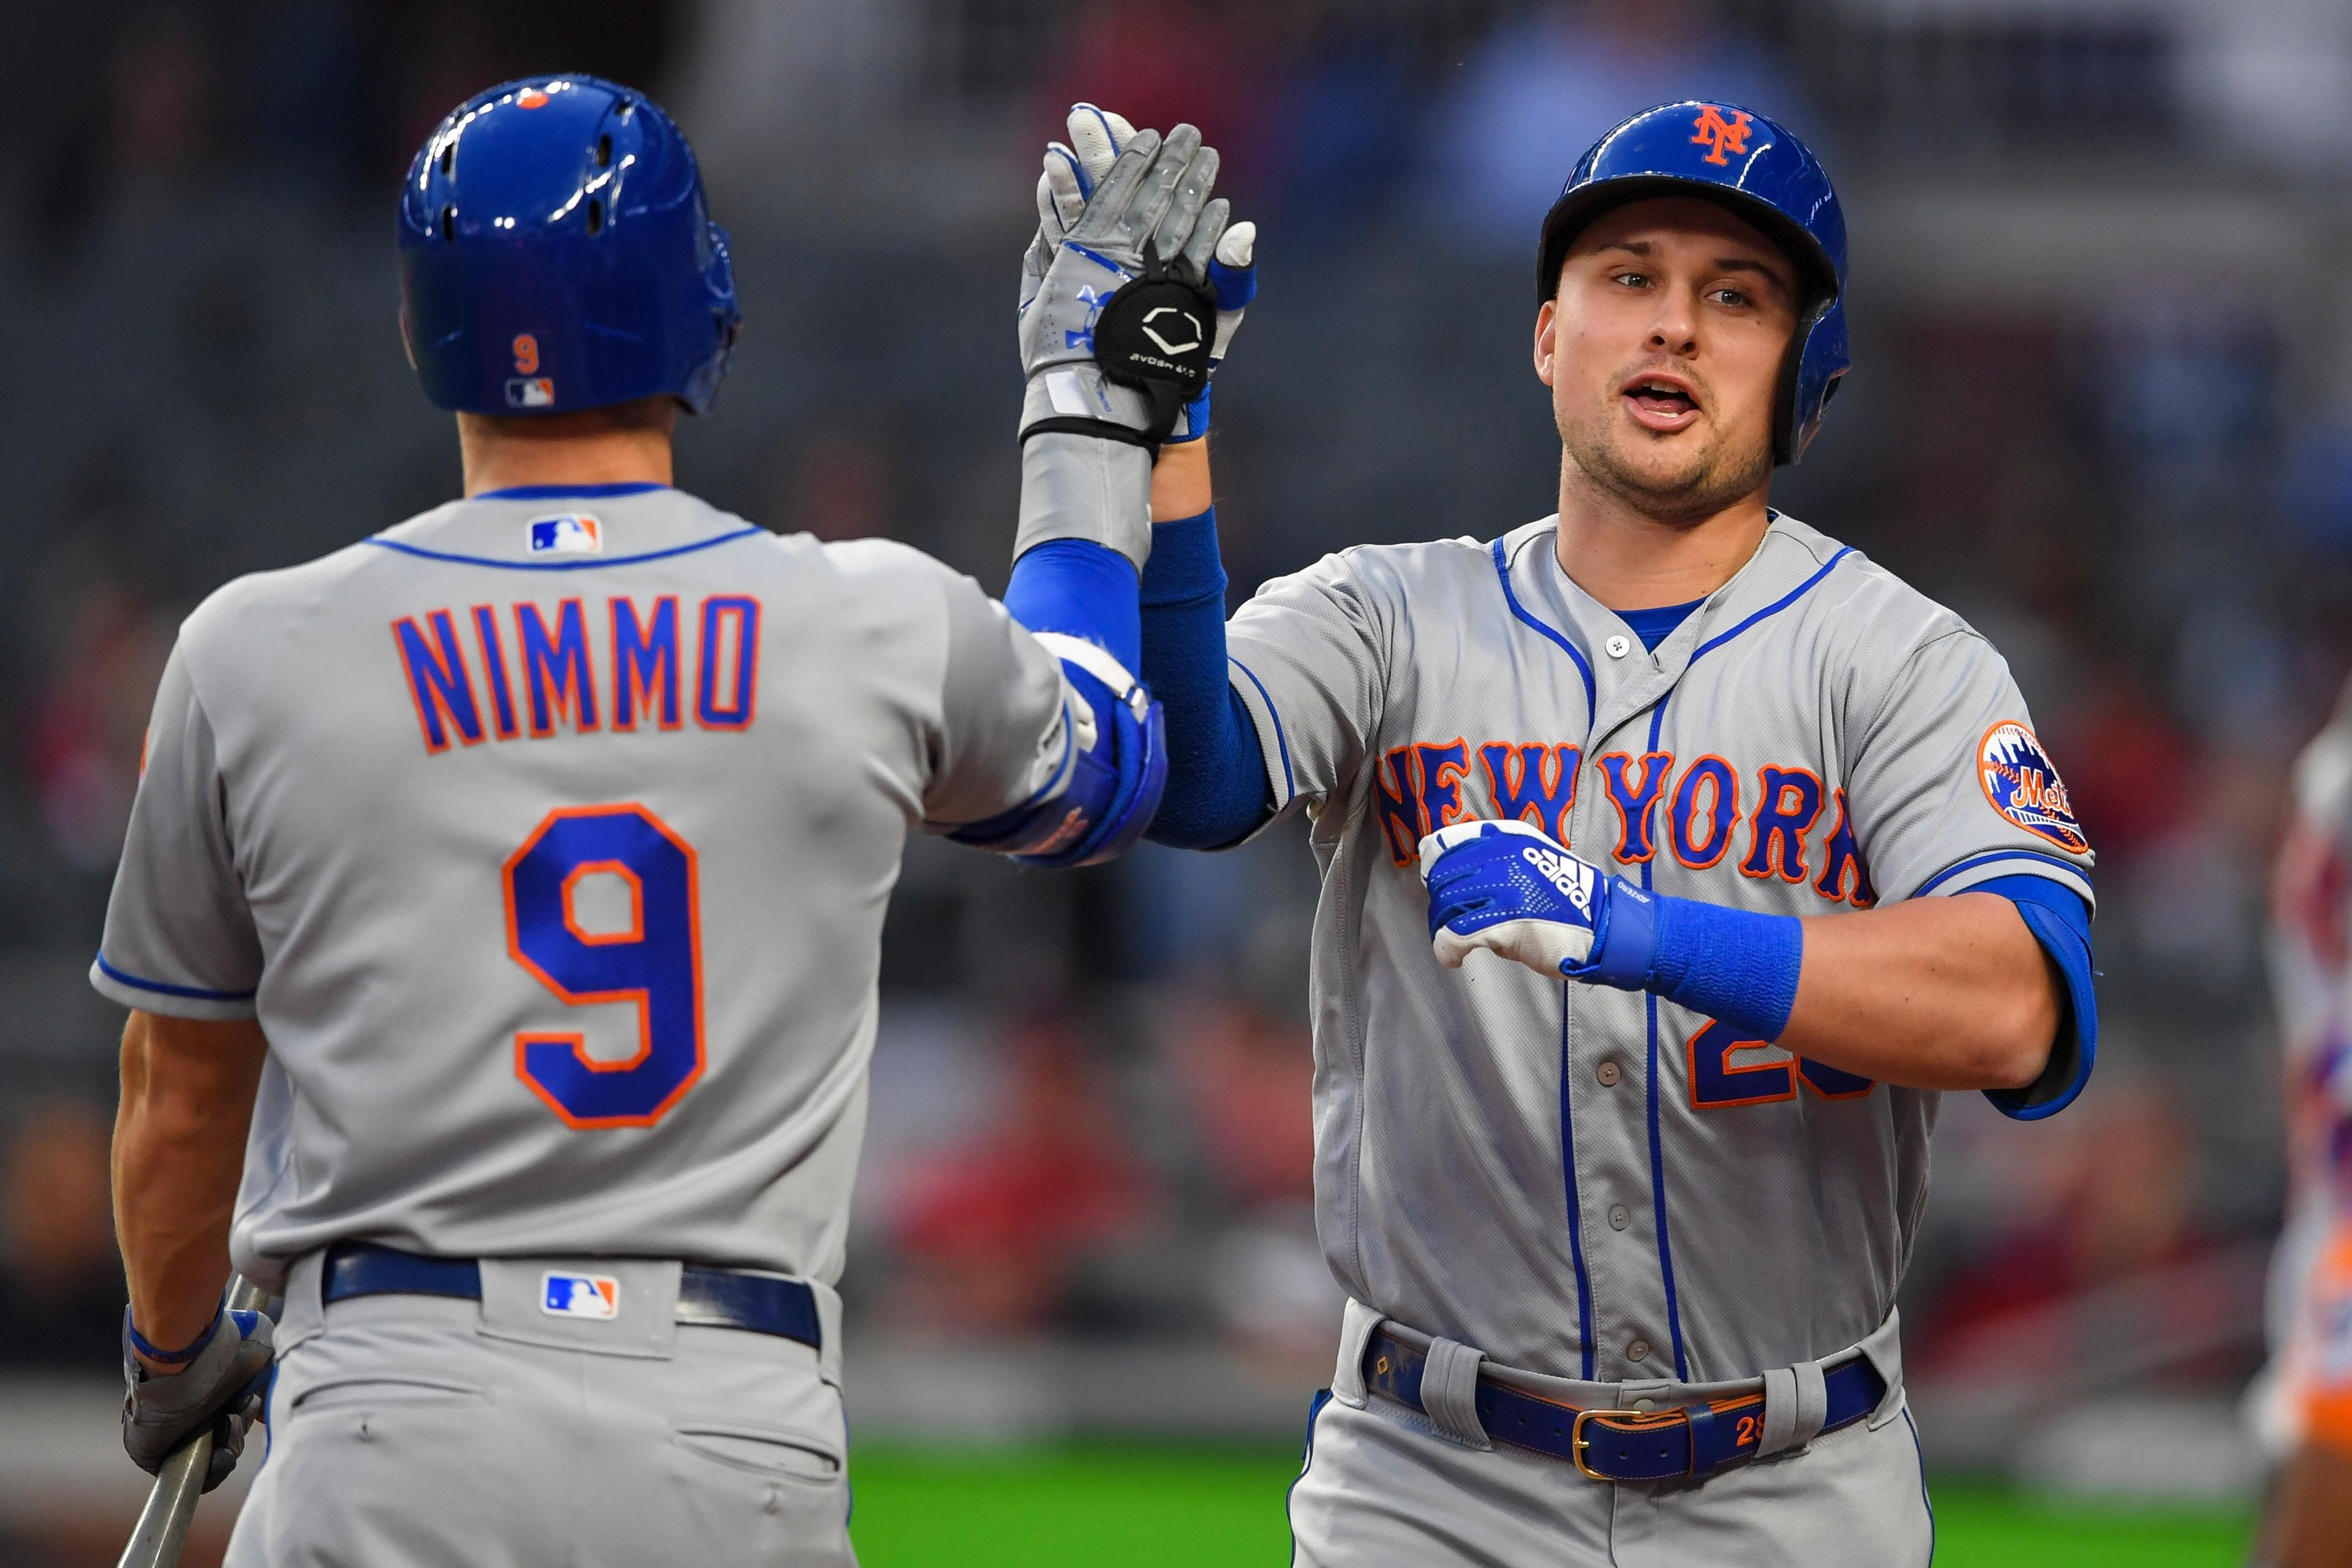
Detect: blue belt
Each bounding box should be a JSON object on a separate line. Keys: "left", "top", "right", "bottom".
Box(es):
{"left": 322, "top": 1243, "right": 821, "bottom": 1351}
{"left": 1362, "top": 1325, "right": 1884, "bottom": 1482}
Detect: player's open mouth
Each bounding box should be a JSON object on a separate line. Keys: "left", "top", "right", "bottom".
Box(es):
{"left": 1621, "top": 374, "right": 1701, "bottom": 431}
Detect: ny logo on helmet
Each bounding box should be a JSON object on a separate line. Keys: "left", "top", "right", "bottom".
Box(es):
{"left": 1690, "top": 106, "right": 1754, "bottom": 166}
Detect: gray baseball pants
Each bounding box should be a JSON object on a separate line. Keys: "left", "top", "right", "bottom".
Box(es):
{"left": 1288, "top": 1303, "right": 1934, "bottom": 1567}
{"left": 224, "top": 1254, "right": 854, "bottom": 1567}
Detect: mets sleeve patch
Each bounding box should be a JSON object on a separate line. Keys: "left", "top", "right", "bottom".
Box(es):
{"left": 1978, "top": 721, "right": 2087, "bottom": 853}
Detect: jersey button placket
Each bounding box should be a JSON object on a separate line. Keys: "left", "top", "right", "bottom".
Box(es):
{"left": 1607, "top": 1204, "right": 1631, "bottom": 1231}
{"left": 1626, "top": 1339, "right": 1651, "bottom": 1364}
{"left": 1596, "top": 1058, "right": 1621, "bottom": 1087}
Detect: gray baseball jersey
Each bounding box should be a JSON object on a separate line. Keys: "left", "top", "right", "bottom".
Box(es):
{"left": 1223, "top": 510, "right": 2095, "bottom": 1385}
{"left": 93, "top": 484, "right": 1072, "bottom": 1295}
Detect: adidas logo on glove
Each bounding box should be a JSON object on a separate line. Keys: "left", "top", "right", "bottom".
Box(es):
{"left": 1521, "top": 845, "right": 1593, "bottom": 911}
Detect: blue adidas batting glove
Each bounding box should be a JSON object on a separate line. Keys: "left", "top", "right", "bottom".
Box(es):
{"left": 1418, "top": 820, "right": 1656, "bottom": 987}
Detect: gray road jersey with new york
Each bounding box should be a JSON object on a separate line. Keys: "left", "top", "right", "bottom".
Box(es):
{"left": 94, "top": 488, "right": 1072, "bottom": 1295}
{"left": 1225, "top": 511, "right": 2095, "bottom": 1386}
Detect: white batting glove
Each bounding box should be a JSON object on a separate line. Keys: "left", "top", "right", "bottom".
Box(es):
{"left": 1419, "top": 819, "right": 1614, "bottom": 978}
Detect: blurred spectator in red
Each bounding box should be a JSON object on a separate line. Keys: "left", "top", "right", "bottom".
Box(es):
{"left": 883, "top": 1017, "right": 1154, "bottom": 1335}
{"left": 0, "top": 1099, "right": 124, "bottom": 1370}
{"left": 1170, "top": 986, "right": 1313, "bottom": 1210}
{"left": 1910, "top": 1081, "right": 2249, "bottom": 1387}
{"left": 22, "top": 578, "right": 172, "bottom": 870}
{"left": 2060, "top": 667, "right": 2197, "bottom": 865}
{"left": 1165, "top": 981, "right": 1340, "bottom": 1355}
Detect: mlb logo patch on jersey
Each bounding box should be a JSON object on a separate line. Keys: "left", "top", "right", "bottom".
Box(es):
{"left": 541, "top": 1272, "right": 620, "bottom": 1319}
{"left": 1978, "top": 722, "right": 2087, "bottom": 853}
{"left": 528, "top": 514, "right": 602, "bottom": 554}
{"left": 506, "top": 377, "right": 556, "bottom": 409}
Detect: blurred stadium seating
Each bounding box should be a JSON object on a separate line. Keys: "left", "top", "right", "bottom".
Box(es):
{"left": 4, "top": 0, "right": 2347, "bottom": 1560}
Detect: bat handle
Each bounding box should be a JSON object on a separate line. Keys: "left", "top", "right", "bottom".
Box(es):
{"left": 115, "top": 1276, "right": 274, "bottom": 1568}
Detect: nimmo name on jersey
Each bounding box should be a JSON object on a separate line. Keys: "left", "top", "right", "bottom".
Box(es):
{"left": 392, "top": 594, "right": 761, "bottom": 754}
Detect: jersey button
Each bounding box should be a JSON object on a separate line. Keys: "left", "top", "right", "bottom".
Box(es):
{"left": 1627, "top": 1338, "right": 1651, "bottom": 1363}
{"left": 1607, "top": 1204, "right": 1631, "bottom": 1231}
{"left": 1605, "top": 634, "right": 1632, "bottom": 659}
{"left": 1596, "top": 1059, "right": 1623, "bottom": 1087}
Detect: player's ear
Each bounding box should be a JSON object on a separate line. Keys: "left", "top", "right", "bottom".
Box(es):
{"left": 1533, "top": 300, "right": 1559, "bottom": 388}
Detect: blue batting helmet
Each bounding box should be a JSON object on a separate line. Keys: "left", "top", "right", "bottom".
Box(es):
{"left": 1536, "top": 101, "right": 1847, "bottom": 465}
{"left": 398, "top": 76, "right": 741, "bottom": 417}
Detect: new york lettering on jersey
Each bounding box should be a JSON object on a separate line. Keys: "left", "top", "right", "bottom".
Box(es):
{"left": 1221, "top": 511, "right": 2094, "bottom": 1384}
{"left": 1371, "top": 741, "right": 1875, "bottom": 908}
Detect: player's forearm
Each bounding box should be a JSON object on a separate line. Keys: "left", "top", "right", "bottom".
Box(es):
{"left": 113, "top": 1010, "right": 269, "bottom": 1364}
{"left": 1777, "top": 894, "right": 2059, "bottom": 1091}
{"left": 1152, "top": 437, "right": 1212, "bottom": 521}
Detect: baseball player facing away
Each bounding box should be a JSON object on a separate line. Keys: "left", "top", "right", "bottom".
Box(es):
{"left": 2252, "top": 679, "right": 2352, "bottom": 1568}
{"left": 98, "top": 78, "right": 1238, "bottom": 1564}
{"left": 1096, "top": 101, "right": 2103, "bottom": 1563}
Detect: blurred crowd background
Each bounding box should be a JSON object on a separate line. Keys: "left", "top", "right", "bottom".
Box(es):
{"left": 4, "top": 0, "right": 2351, "bottom": 1553}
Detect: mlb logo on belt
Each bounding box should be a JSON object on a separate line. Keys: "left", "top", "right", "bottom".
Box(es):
{"left": 529, "top": 514, "right": 602, "bottom": 554}
{"left": 507, "top": 377, "right": 556, "bottom": 408}
{"left": 541, "top": 1272, "right": 620, "bottom": 1319}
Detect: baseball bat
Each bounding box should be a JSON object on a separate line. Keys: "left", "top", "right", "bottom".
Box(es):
{"left": 116, "top": 1276, "right": 273, "bottom": 1568}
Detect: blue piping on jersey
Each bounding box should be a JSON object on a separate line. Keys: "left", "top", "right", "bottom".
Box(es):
{"left": 364, "top": 527, "right": 765, "bottom": 572}
{"left": 1491, "top": 536, "right": 1596, "bottom": 721}
{"left": 1689, "top": 546, "right": 1855, "bottom": 663}
{"left": 1286, "top": 1388, "right": 1333, "bottom": 1568}
{"left": 1229, "top": 655, "right": 1295, "bottom": 804}
{"left": 472, "top": 482, "right": 673, "bottom": 500}
{"left": 1904, "top": 1407, "right": 1936, "bottom": 1564}
{"left": 94, "top": 954, "right": 258, "bottom": 1002}
{"left": 1640, "top": 700, "right": 1690, "bottom": 1381}
{"left": 1627, "top": 555, "right": 1854, "bottom": 1384}
{"left": 1560, "top": 983, "right": 1597, "bottom": 1379}
{"left": 1913, "top": 847, "right": 2088, "bottom": 899}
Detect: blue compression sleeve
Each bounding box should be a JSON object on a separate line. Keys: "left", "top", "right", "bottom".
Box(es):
{"left": 1591, "top": 873, "right": 2095, "bottom": 1115}
{"left": 1973, "top": 874, "right": 2096, "bottom": 1121}
{"left": 1137, "top": 508, "right": 1274, "bottom": 849}
{"left": 1583, "top": 884, "right": 1803, "bottom": 1042}
{"left": 1003, "top": 538, "right": 1140, "bottom": 673}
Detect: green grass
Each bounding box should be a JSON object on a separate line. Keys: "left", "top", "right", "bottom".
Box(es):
{"left": 848, "top": 1447, "right": 2255, "bottom": 1566}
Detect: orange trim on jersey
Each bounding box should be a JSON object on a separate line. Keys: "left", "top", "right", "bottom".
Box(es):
{"left": 1812, "top": 787, "right": 1875, "bottom": 907}
{"left": 1416, "top": 736, "right": 1476, "bottom": 830}
{"left": 502, "top": 803, "right": 706, "bottom": 1129}
{"left": 1687, "top": 1022, "right": 1798, "bottom": 1109}
{"left": 515, "top": 598, "right": 602, "bottom": 737}
{"left": 611, "top": 595, "right": 684, "bottom": 733}
{"left": 1669, "top": 755, "right": 1740, "bottom": 870}
{"left": 1599, "top": 751, "right": 1674, "bottom": 864}
{"left": 1741, "top": 764, "right": 1825, "bottom": 884}
{"left": 1479, "top": 741, "right": 1581, "bottom": 843}
{"left": 560, "top": 859, "right": 645, "bottom": 946}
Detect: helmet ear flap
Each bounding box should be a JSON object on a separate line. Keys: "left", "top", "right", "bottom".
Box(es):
{"left": 1777, "top": 295, "right": 1850, "bottom": 466}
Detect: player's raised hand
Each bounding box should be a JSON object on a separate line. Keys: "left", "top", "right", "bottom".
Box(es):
{"left": 1419, "top": 820, "right": 1642, "bottom": 981}
{"left": 1016, "top": 105, "right": 1229, "bottom": 450}
{"left": 1164, "top": 217, "right": 1255, "bottom": 444}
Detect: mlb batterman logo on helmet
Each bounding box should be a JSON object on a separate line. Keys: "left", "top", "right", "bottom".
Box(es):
{"left": 1978, "top": 721, "right": 2088, "bottom": 853}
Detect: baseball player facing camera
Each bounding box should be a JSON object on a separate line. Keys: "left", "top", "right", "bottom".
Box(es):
{"left": 1099, "top": 101, "right": 2100, "bottom": 1562}
{"left": 100, "top": 78, "right": 1233, "bottom": 1565}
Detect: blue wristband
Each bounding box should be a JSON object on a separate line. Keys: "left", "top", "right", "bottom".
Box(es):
{"left": 1583, "top": 883, "right": 1804, "bottom": 1042}
{"left": 125, "top": 1303, "right": 220, "bottom": 1365}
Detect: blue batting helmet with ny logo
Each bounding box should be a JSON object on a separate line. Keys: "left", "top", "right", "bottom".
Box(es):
{"left": 398, "top": 76, "right": 742, "bottom": 418}
{"left": 1536, "top": 101, "right": 1848, "bottom": 466}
